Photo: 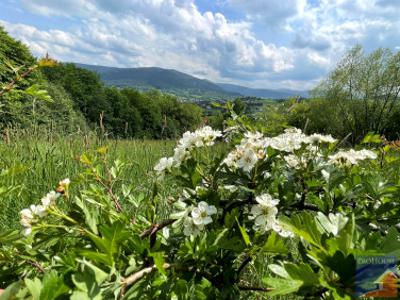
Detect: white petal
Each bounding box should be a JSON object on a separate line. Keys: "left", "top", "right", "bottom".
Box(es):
{"left": 206, "top": 205, "right": 217, "bottom": 215}
{"left": 202, "top": 216, "right": 213, "bottom": 225}
{"left": 192, "top": 216, "right": 204, "bottom": 225}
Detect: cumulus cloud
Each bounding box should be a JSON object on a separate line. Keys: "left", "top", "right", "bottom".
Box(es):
{"left": 1, "top": 0, "right": 399, "bottom": 90}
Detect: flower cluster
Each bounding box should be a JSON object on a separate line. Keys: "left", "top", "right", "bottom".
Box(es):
{"left": 223, "top": 132, "right": 266, "bottom": 172}
{"left": 328, "top": 149, "right": 377, "bottom": 167}
{"left": 249, "top": 194, "right": 293, "bottom": 237}
{"left": 20, "top": 179, "right": 69, "bottom": 236}
{"left": 154, "top": 126, "right": 222, "bottom": 175}
{"left": 182, "top": 201, "right": 217, "bottom": 237}
{"left": 223, "top": 128, "right": 336, "bottom": 172}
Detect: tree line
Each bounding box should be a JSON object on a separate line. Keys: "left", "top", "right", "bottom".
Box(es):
{"left": 0, "top": 26, "right": 203, "bottom": 139}
{"left": 259, "top": 45, "right": 400, "bottom": 144}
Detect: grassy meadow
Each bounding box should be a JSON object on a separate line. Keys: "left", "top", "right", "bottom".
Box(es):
{"left": 0, "top": 131, "right": 175, "bottom": 230}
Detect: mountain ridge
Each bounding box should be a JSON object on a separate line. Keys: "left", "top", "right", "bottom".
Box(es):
{"left": 75, "top": 63, "right": 308, "bottom": 100}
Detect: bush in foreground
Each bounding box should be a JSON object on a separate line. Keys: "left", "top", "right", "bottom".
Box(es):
{"left": 1, "top": 115, "right": 399, "bottom": 299}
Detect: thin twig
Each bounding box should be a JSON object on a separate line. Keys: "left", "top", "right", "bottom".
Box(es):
{"left": 26, "top": 259, "right": 45, "bottom": 273}
{"left": 120, "top": 263, "right": 172, "bottom": 296}
{"left": 0, "top": 66, "right": 36, "bottom": 96}
{"left": 237, "top": 254, "right": 252, "bottom": 278}
{"left": 140, "top": 219, "right": 175, "bottom": 239}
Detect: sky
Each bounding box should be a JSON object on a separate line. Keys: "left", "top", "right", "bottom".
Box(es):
{"left": 1, "top": 0, "right": 400, "bottom": 90}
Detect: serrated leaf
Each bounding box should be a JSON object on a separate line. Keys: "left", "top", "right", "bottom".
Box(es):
{"left": 263, "top": 277, "right": 303, "bottom": 296}
{"left": 263, "top": 231, "right": 287, "bottom": 254}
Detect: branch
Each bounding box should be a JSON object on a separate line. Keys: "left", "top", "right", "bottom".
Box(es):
{"left": 237, "top": 255, "right": 252, "bottom": 277}
{"left": 122, "top": 263, "right": 171, "bottom": 287}
{"left": 139, "top": 219, "right": 176, "bottom": 239}
{"left": 0, "top": 66, "right": 36, "bottom": 97}
{"left": 290, "top": 202, "right": 320, "bottom": 212}
{"left": 26, "top": 259, "right": 45, "bottom": 273}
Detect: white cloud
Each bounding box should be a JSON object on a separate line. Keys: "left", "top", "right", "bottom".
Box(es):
{"left": 1, "top": 0, "right": 400, "bottom": 90}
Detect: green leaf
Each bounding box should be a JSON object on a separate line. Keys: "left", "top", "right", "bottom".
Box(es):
{"left": 316, "top": 212, "right": 349, "bottom": 236}
{"left": 236, "top": 218, "right": 251, "bottom": 246}
{"left": 25, "top": 278, "right": 41, "bottom": 300}
{"left": 269, "top": 264, "right": 290, "bottom": 279}
{"left": 280, "top": 213, "right": 322, "bottom": 247}
{"left": 263, "top": 231, "right": 287, "bottom": 254}
{"left": 361, "top": 133, "right": 382, "bottom": 144}
{"left": 150, "top": 252, "right": 166, "bottom": 275}
{"left": 262, "top": 277, "right": 303, "bottom": 296}
{"left": 75, "top": 197, "right": 98, "bottom": 234}
{"left": 0, "top": 282, "right": 24, "bottom": 300}
{"left": 71, "top": 261, "right": 106, "bottom": 300}
{"left": 284, "top": 263, "right": 320, "bottom": 286}
{"left": 39, "top": 271, "right": 69, "bottom": 300}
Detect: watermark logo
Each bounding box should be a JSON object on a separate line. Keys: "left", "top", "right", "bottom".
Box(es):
{"left": 355, "top": 255, "right": 399, "bottom": 298}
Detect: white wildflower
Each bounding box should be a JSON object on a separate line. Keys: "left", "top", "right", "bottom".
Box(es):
{"left": 284, "top": 154, "right": 307, "bottom": 169}
{"left": 22, "top": 227, "right": 32, "bottom": 236}
{"left": 191, "top": 201, "right": 217, "bottom": 226}
{"left": 41, "top": 191, "right": 60, "bottom": 207}
{"left": 155, "top": 126, "right": 221, "bottom": 170}
{"left": 307, "top": 133, "right": 337, "bottom": 144}
{"left": 31, "top": 204, "right": 47, "bottom": 218}
{"left": 222, "top": 185, "right": 238, "bottom": 193}
{"left": 183, "top": 217, "right": 203, "bottom": 237}
{"left": 249, "top": 194, "right": 279, "bottom": 232}
{"left": 236, "top": 148, "right": 258, "bottom": 172}
{"left": 321, "top": 169, "right": 330, "bottom": 181}
{"left": 154, "top": 157, "right": 174, "bottom": 174}
{"left": 59, "top": 178, "right": 71, "bottom": 186}
{"left": 20, "top": 208, "right": 34, "bottom": 227}
{"left": 328, "top": 149, "right": 377, "bottom": 166}
{"left": 223, "top": 131, "right": 267, "bottom": 172}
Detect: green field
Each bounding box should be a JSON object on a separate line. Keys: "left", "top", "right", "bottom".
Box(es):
{"left": 0, "top": 133, "right": 175, "bottom": 230}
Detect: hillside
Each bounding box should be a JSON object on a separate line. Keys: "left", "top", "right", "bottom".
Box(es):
{"left": 75, "top": 63, "right": 239, "bottom": 101}
{"left": 76, "top": 63, "right": 308, "bottom": 100}
{"left": 217, "top": 83, "right": 308, "bottom": 99}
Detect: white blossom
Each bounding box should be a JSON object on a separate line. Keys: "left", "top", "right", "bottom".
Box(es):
{"left": 328, "top": 149, "right": 377, "bottom": 166}
{"left": 41, "top": 191, "right": 60, "bottom": 207}
{"left": 154, "top": 126, "right": 221, "bottom": 171}
{"left": 249, "top": 194, "right": 279, "bottom": 232}
{"left": 20, "top": 185, "right": 63, "bottom": 236}
{"left": 191, "top": 201, "right": 217, "bottom": 226}
{"left": 20, "top": 208, "right": 34, "bottom": 228}
{"left": 321, "top": 169, "right": 330, "bottom": 181}
{"left": 284, "top": 154, "right": 308, "bottom": 169}
{"left": 183, "top": 217, "right": 203, "bottom": 237}
{"left": 223, "top": 131, "right": 266, "bottom": 172}
{"left": 307, "top": 133, "right": 337, "bottom": 144}
{"left": 59, "top": 178, "right": 71, "bottom": 186}
{"left": 154, "top": 157, "right": 174, "bottom": 174}
{"left": 236, "top": 148, "right": 259, "bottom": 172}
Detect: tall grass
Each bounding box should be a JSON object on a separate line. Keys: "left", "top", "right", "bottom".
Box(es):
{"left": 0, "top": 131, "right": 175, "bottom": 230}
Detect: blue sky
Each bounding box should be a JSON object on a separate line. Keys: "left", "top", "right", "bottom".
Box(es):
{"left": 1, "top": 0, "right": 400, "bottom": 90}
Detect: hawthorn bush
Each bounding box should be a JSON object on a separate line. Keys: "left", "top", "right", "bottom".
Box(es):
{"left": 1, "top": 112, "right": 400, "bottom": 299}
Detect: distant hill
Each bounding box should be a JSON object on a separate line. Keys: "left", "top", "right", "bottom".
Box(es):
{"left": 75, "top": 63, "right": 238, "bottom": 101}
{"left": 217, "top": 83, "right": 308, "bottom": 99}
{"left": 75, "top": 63, "right": 308, "bottom": 100}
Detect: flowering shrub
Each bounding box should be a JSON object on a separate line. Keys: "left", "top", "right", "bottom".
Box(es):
{"left": 1, "top": 118, "right": 400, "bottom": 299}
